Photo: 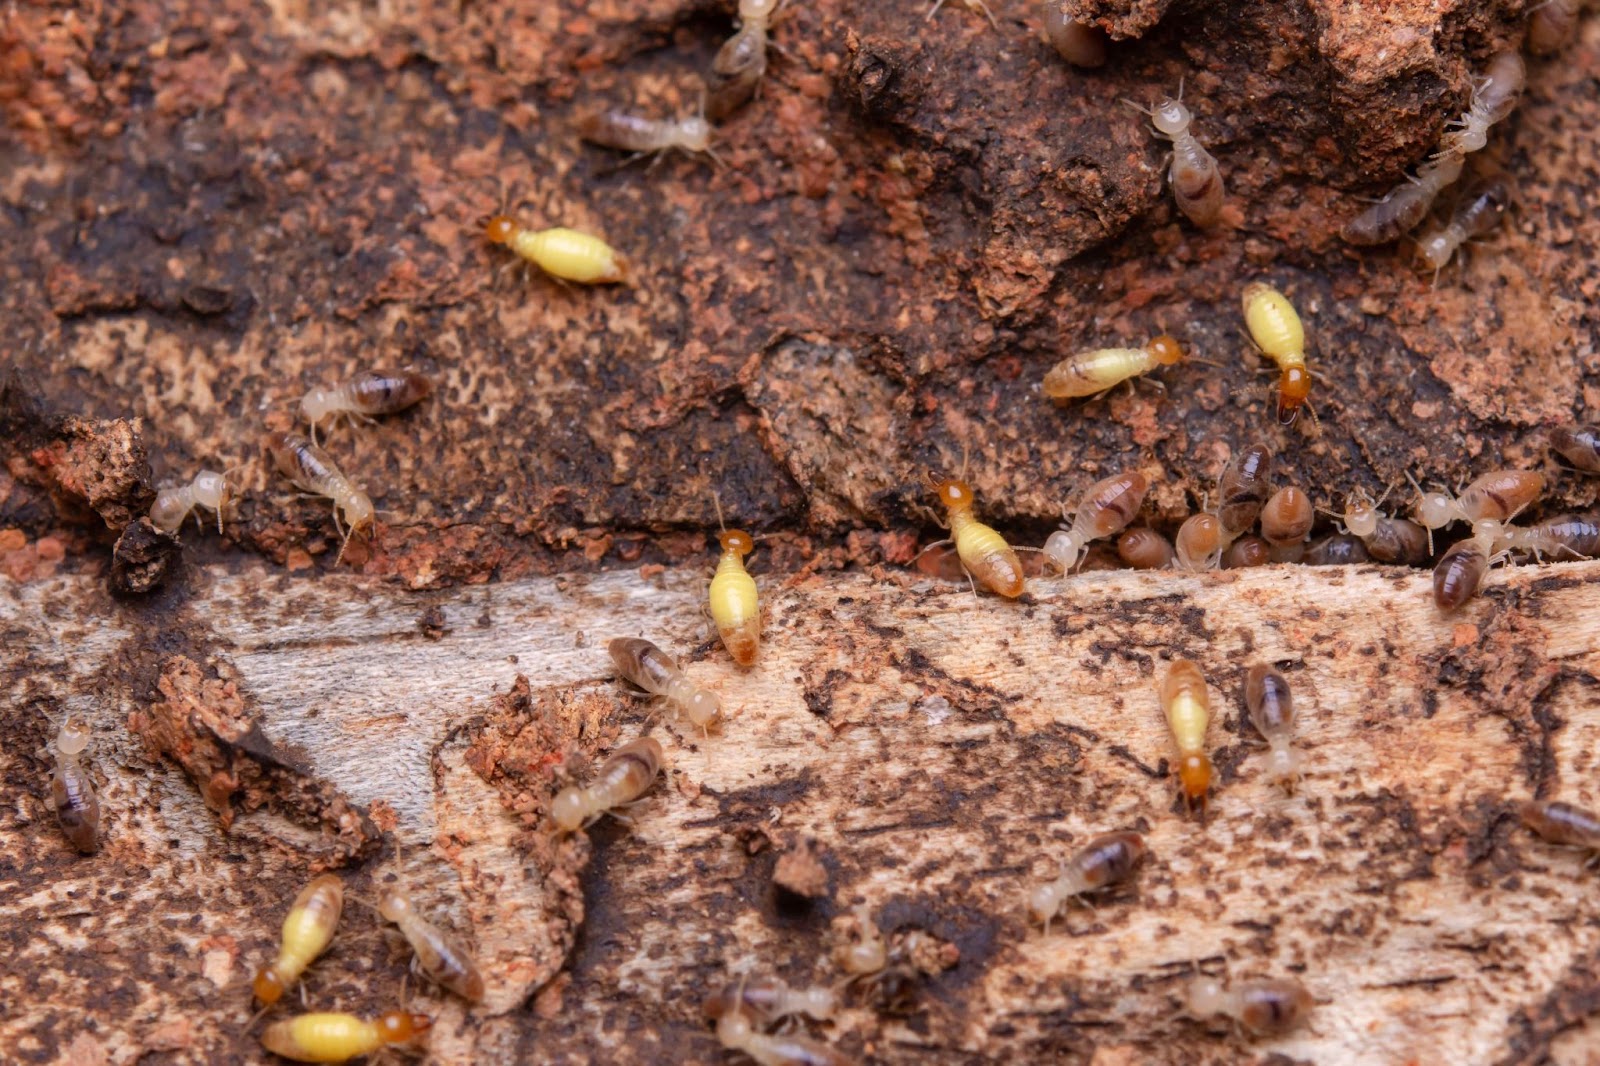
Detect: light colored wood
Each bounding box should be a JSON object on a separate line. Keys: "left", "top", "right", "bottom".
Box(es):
{"left": 3, "top": 559, "right": 1600, "bottom": 1063}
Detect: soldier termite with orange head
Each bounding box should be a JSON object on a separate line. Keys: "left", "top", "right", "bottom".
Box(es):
{"left": 484, "top": 215, "right": 629, "bottom": 285}
{"left": 1244, "top": 665, "right": 1301, "bottom": 791}
{"left": 1042, "top": 5, "right": 1108, "bottom": 67}
{"left": 266, "top": 432, "right": 375, "bottom": 566}
{"left": 1342, "top": 152, "right": 1464, "bottom": 246}
{"left": 299, "top": 369, "right": 433, "bottom": 445}
{"left": 150, "top": 469, "right": 234, "bottom": 535}
{"left": 703, "top": 975, "right": 837, "bottom": 1026}
{"left": 706, "top": 0, "right": 783, "bottom": 121}
{"left": 609, "top": 637, "right": 722, "bottom": 733}
{"left": 1043, "top": 471, "right": 1149, "bottom": 572}
{"left": 709, "top": 500, "right": 761, "bottom": 667}
{"left": 714, "top": 1009, "right": 852, "bottom": 1066}
{"left": 1042, "top": 334, "right": 1185, "bottom": 400}
{"left": 378, "top": 887, "right": 486, "bottom": 1002}
{"left": 1242, "top": 282, "right": 1312, "bottom": 425}
{"left": 1175, "top": 512, "right": 1224, "bottom": 572}
{"left": 1183, "top": 974, "right": 1314, "bottom": 1037}
{"left": 1519, "top": 799, "right": 1600, "bottom": 860}
{"left": 47, "top": 715, "right": 99, "bottom": 853}
{"left": 1549, "top": 425, "right": 1600, "bottom": 474}
{"left": 550, "top": 737, "right": 664, "bottom": 833}
{"left": 1260, "top": 486, "right": 1313, "bottom": 562}
{"left": 1527, "top": 0, "right": 1579, "bottom": 55}
{"left": 1126, "top": 87, "right": 1225, "bottom": 227}
{"left": 253, "top": 874, "right": 345, "bottom": 1007}
{"left": 1414, "top": 179, "right": 1511, "bottom": 281}
{"left": 1218, "top": 443, "right": 1274, "bottom": 540}
{"left": 1161, "top": 660, "right": 1213, "bottom": 814}
{"left": 260, "top": 1010, "right": 432, "bottom": 1063}
{"left": 1027, "top": 831, "right": 1146, "bottom": 932}
{"left": 577, "top": 105, "right": 718, "bottom": 165}
{"left": 927, "top": 474, "right": 1026, "bottom": 598}
{"left": 1118, "top": 527, "right": 1175, "bottom": 570}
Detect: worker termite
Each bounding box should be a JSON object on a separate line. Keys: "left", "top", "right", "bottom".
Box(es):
{"left": 1043, "top": 471, "right": 1149, "bottom": 572}
{"left": 1126, "top": 87, "right": 1226, "bottom": 228}
{"left": 1304, "top": 532, "right": 1370, "bottom": 566}
{"left": 706, "top": 0, "right": 783, "bottom": 122}
{"left": 485, "top": 214, "right": 629, "bottom": 285}
{"left": 266, "top": 432, "right": 375, "bottom": 565}
{"left": 550, "top": 737, "right": 665, "bottom": 833}
{"left": 1519, "top": 798, "right": 1600, "bottom": 860}
{"left": 1406, "top": 469, "right": 1545, "bottom": 550}
{"left": 1498, "top": 514, "right": 1600, "bottom": 562}
{"left": 1217, "top": 443, "right": 1275, "bottom": 540}
{"left": 1117, "top": 527, "right": 1175, "bottom": 570}
{"left": 1431, "top": 526, "right": 1501, "bottom": 611}
{"left": 1241, "top": 282, "right": 1312, "bottom": 425}
{"left": 1042, "top": 5, "right": 1108, "bottom": 67}
{"left": 1336, "top": 489, "right": 1429, "bottom": 565}
{"left": 1413, "top": 179, "right": 1510, "bottom": 281}
{"left": 1222, "top": 535, "right": 1271, "bottom": 569}
{"left": 1244, "top": 665, "right": 1301, "bottom": 791}
{"left": 1026, "top": 831, "right": 1147, "bottom": 932}
{"left": 577, "top": 104, "right": 719, "bottom": 165}
{"left": 1549, "top": 425, "right": 1600, "bottom": 474}
{"left": 1436, "top": 51, "right": 1525, "bottom": 159}
{"left": 1183, "top": 974, "right": 1314, "bottom": 1037}
{"left": 150, "top": 469, "right": 234, "bottom": 535}
{"left": 714, "top": 1009, "right": 852, "bottom": 1066}
{"left": 1175, "top": 512, "right": 1224, "bottom": 572}
{"left": 253, "top": 874, "right": 345, "bottom": 1006}
{"left": 1041, "top": 334, "right": 1186, "bottom": 400}
{"left": 834, "top": 904, "right": 888, "bottom": 978}
{"left": 378, "top": 887, "right": 486, "bottom": 1002}
{"left": 608, "top": 637, "right": 723, "bottom": 733}
{"left": 1260, "top": 486, "right": 1313, "bottom": 562}
{"left": 47, "top": 715, "right": 100, "bottom": 853}
{"left": 1341, "top": 152, "right": 1464, "bottom": 246}
{"left": 1527, "top": 0, "right": 1579, "bottom": 55}
{"left": 1161, "top": 660, "right": 1213, "bottom": 814}
{"left": 299, "top": 370, "right": 433, "bottom": 445}
{"left": 926, "top": 475, "right": 1026, "bottom": 598}
{"left": 709, "top": 505, "right": 762, "bottom": 667}
{"left": 703, "top": 975, "right": 837, "bottom": 1026}
{"left": 260, "top": 1010, "right": 433, "bottom": 1063}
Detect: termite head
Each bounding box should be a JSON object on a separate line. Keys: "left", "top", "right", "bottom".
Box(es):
{"left": 485, "top": 215, "right": 518, "bottom": 245}
{"left": 550, "top": 786, "right": 587, "bottom": 832}
{"left": 342, "top": 492, "right": 376, "bottom": 537}
{"left": 1413, "top": 231, "right": 1453, "bottom": 271}
{"left": 1267, "top": 744, "right": 1301, "bottom": 787}
{"left": 680, "top": 116, "right": 713, "bottom": 153}
{"left": 1452, "top": 126, "right": 1489, "bottom": 154}
{"left": 1178, "top": 753, "right": 1212, "bottom": 809}
{"left": 1183, "top": 975, "right": 1227, "bottom": 1018}
{"left": 1474, "top": 518, "right": 1504, "bottom": 544}
{"left": 252, "top": 964, "right": 287, "bottom": 1005}
{"left": 377, "top": 1012, "right": 433, "bottom": 1042}
{"left": 1343, "top": 492, "right": 1378, "bottom": 538}
{"left": 376, "top": 888, "right": 412, "bottom": 923}
{"left": 56, "top": 716, "right": 91, "bottom": 757}
{"left": 1148, "top": 334, "right": 1184, "bottom": 366}
{"left": 193, "top": 470, "right": 233, "bottom": 513}
{"left": 716, "top": 1011, "right": 755, "bottom": 1047}
{"left": 931, "top": 477, "right": 974, "bottom": 514}
{"left": 686, "top": 689, "right": 722, "bottom": 725}
{"left": 300, "top": 388, "right": 338, "bottom": 425}
{"left": 1151, "top": 97, "right": 1192, "bottom": 137}
{"left": 719, "top": 529, "right": 755, "bottom": 557}
{"left": 1026, "top": 884, "right": 1060, "bottom": 926}
{"left": 739, "top": 0, "right": 781, "bottom": 20}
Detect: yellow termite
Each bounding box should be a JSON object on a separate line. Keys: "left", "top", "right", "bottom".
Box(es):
{"left": 259, "top": 1010, "right": 432, "bottom": 1063}
{"left": 1160, "top": 660, "right": 1213, "bottom": 814}
{"left": 253, "top": 874, "right": 345, "bottom": 1005}
{"left": 927, "top": 476, "right": 1026, "bottom": 598}
{"left": 1241, "top": 282, "right": 1311, "bottom": 425}
{"left": 1042, "top": 334, "right": 1185, "bottom": 400}
{"left": 708, "top": 500, "right": 761, "bottom": 667}
{"left": 484, "top": 215, "right": 629, "bottom": 285}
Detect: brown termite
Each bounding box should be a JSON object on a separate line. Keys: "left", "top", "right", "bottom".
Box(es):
{"left": 254, "top": 874, "right": 345, "bottom": 1006}
{"left": 1244, "top": 665, "right": 1301, "bottom": 791}
{"left": 299, "top": 369, "right": 433, "bottom": 445}
{"left": 577, "top": 104, "right": 719, "bottom": 165}
{"left": 150, "top": 469, "right": 234, "bottom": 535}
{"left": 609, "top": 637, "right": 722, "bottom": 733}
{"left": 47, "top": 715, "right": 100, "bottom": 853}
{"left": 266, "top": 432, "right": 376, "bottom": 566}
{"left": 1161, "top": 660, "right": 1213, "bottom": 813}
{"left": 1217, "top": 443, "right": 1275, "bottom": 539}
{"left": 706, "top": 0, "right": 783, "bottom": 121}
{"left": 1304, "top": 532, "right": 1371, "bottom": 566}
{"left": 1342, "top": 152, "right": 1464, "bottom": 246}
{"left": 1436, "top": 50, "right": 1525, "bottom": 159}
{"left": 378, "top": 887, "right": 486, "bottom": 1002}
{"left": 1222, "top": 535, "right": 1271, "bottom": 569}
{"left": 1041, "top": 4, "right": 1107, "bottom": 67}
{"left": 550, "top": 737, "right": 664, "bottom": 833}
{"left": 1406, "top": 469, "right": 1545, "bottom": 551}
{"left": 1527, "top": 0, "right": 1580, "bottom": 55}
{"left": 1333, "top": 488, "right": 1430, "bottom": 565}
{"left": 1498, "top": 514, "right": 1600, "bottom": 562}
{"left": 1117, "top": 527, "right": 1175, "bottom": 570}
{"left": 1413, "top": 179, "right": 1510, "bottom": 282}
{"left": 1549, "top": 425, "right": 1600, "bottom": 474}
{"left": 1260, "top": 486, "right": 1313, "bottom": 562}
{"left": 1043, "top": 471, "right": 1149, "bottom": 572}
{"left": 1042, "top": 334, "right": 1185, "bottom": 400}
{"left": 1126, "top": 86, "right": 1226, "bottom": 228}
{"left": 1175, "top": 512, "right": 1224, "bottom": 572}
{"left": 703, "top": 975, "right": 837, "bottom": 1026}
{"left": 714, "top": 1009, "right": 852, "bottom": 1066}
{"left": 1431, "top": 525, "right": 1502, "bottom": 611}
{"left": 1027, "top": 831, "right": 1146, "bottom": 932}
{"left": 1184, "top": 974, "right": 1314, "bottom": 1037}
{"left": 1519, "top": 799, "right": 1600, "bottom": 860}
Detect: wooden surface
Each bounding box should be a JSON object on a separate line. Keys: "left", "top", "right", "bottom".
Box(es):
{"left": 5, "top": 557, "right": 1600, "bottom": 1064}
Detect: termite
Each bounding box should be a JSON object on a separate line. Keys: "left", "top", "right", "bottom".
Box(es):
{"left": 1222, "top": 535, "right": 1271, "bottom": 569}
{"left": 927, "top": 475, "right": 1026, "bottom": 598}
{"left": 1336, "top": 489, "right": 1429, "bottom": 565}
{"left": 1217, "top": 443, "right": 1274, "bottom": 539}
{"left": 1431, "top": 526, "right": 1501, "bottom": 611}
{"left": 1260, "top": 486, "right": 1312, "bottom": 562}
{"left": 1413, "top": 179, "right": 1510, "bottom": 281}
{"left": 1184, "top": 975, "right": 1314, "bottom": 1037}
{"left": 1042, "top": 5, "right": 1108, "bottom": 67}
{"left": 1341, "top": 152, "right": 1464, "bottom": 246}
{"left": 1244, "top": 665, "right": 1301, "bottom": 791}
{"left": 706, "top": 0, "right": 782, "bottom": 121}
{"left": 1117, "top": 527, "right": 1175, "bottom": 570}
{"left": 609, "top": 636, "right": 722, "bottom": 733}
{"left": 378, "top": 887, "right": 486, "bottom": 1003}
{"left": 1437, "top": 51, "right": 1525, "bottom": 159}
{"left": 299, "top": 370, "right": 433, "bottom": 445}
{"left": 150, "top": 469, "right": 233, "bottom": 535}
{"left": 927, "top": 0, "right": 998, "bottom": 29}
{"left": 550, "top": 737, "right": 664, "bottom": 832}
{"left": 260, "top": 1011, "right": 432, "bottom": 1063}
{"left": 1527, "top": 0, "right": 1579, "bottom": 55}
{"left": 1519, "top": 799, "right": 1600, "bottom": 859}
{"left": 709, "top": 505, "right": 761, "bottom": 667}
{"left": 1126, "top": 88, "right": 1225, "bottom": 228}
{"left": 1498, "top": 514, "right": 1600, "bottom": 562}
{"left": 714, "top": 1010, "right": 852, "bottom": 1066}
{"left": 703, "top": 975, "right": 837, "bottom": 1025}
{"left": 1241, "top": 282, "right": 1311, "bottom": 425}
{"left": 1406, "top": 469, "right": 1545, "bottom": 550}
{"left": 485, "top": 215, "right": 629, "bottom": 285}
{"left": 1026, "top": 831, "right": 1146, "bottom": 932}
{"left": 266, "top": 432, "right": 375, "bottom": 566}
{"left": 1161, "top": 660, "right": 1213, "bottom": 813}
{"left": 1175, "top": 512, "right": 1224, "bottom": 572}
{"left": 577, "top": 105, "right": 718, "bottom": 164}
{"left": 1041, "top": 334, "right": 1185, "bottom": 399}
{"left": 47, "top": 715, "right": 99, "bottom": 853}
{"left": 1549, "top": 425, "right": 1600, "bottom": 474}
{"left": 253, "top": 874, "right": 345, "bottom": 1006}
{"left": 834, "top": 904, "right": 888, "bottom": 978}
{"left": 1043, "top": 471, "right": 1149, "bottom": 572}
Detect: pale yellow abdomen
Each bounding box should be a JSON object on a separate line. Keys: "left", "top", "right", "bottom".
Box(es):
{"left": 1161, "top": 661, "right": 1211, "bottom": 752}
{"left": 512, "top": 227, "right": 628, "bottom": 284}
{"left": 1042, "top": 348, "right": 1151, "bottom": 398}
{"left": 951, "top": 512, "right": 1025, "bottom": 598}
{"left": 261, "top": 1014, "right": 380, "bottom": 1062}
{"left": 1241, "top": 283, "right": 1304, "bottom": 359}
{"left": 710, "top": 556, "right": 760, "bottom": 665}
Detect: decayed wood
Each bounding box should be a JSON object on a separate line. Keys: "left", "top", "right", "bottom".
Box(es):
{"left": 3, "top": 559, "right": 1600, "bottom": 1064}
